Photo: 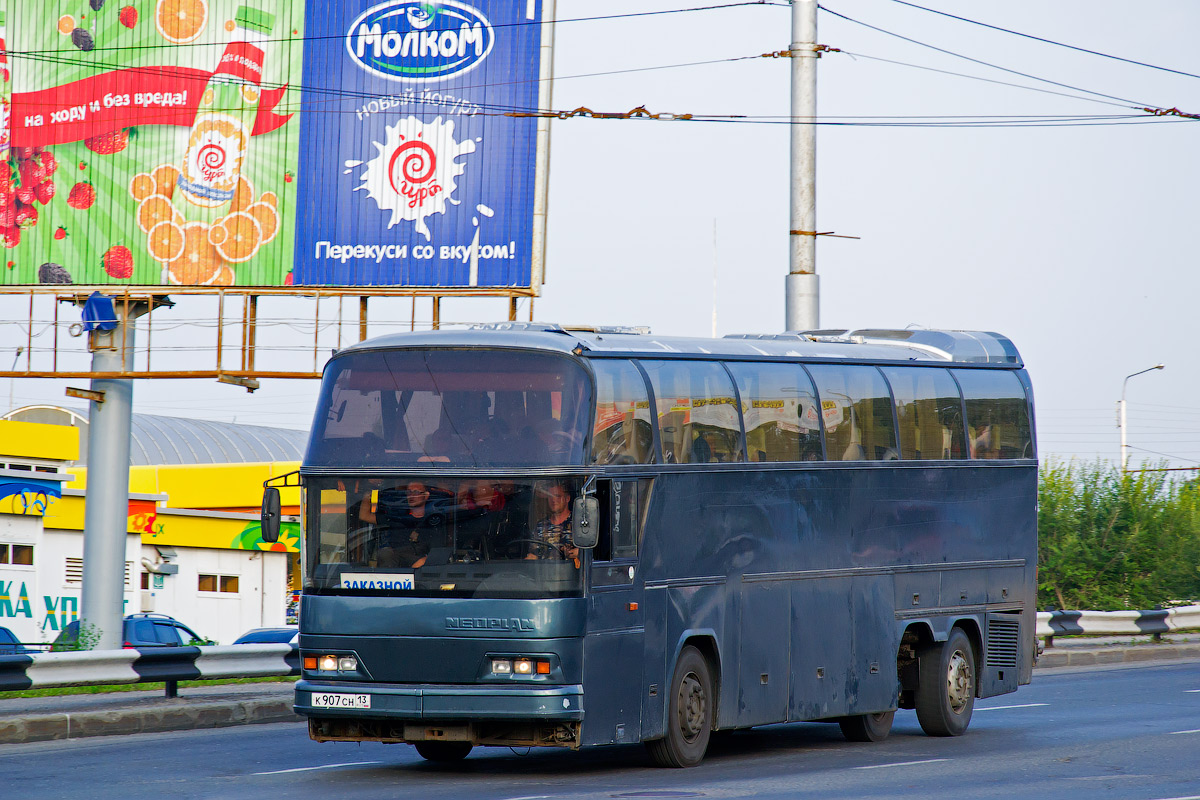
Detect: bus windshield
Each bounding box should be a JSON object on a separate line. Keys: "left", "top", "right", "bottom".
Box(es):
{"left": 307, "top": 349, "right": 592, "bottom": 468}
{"left": 304, "top": 476, "right": 585, "bottom": 598}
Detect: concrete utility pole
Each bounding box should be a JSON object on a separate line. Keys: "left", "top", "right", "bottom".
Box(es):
{"left": 785, "top": 0, "right": 819, "bottom": 332}
{"left": 80, "top": 300, "right": 150, "bottom": 650}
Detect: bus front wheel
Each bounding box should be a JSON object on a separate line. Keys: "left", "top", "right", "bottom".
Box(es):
{"left": 915, "top": 627, "right": 975, "bottom": 736}
{"left": 414, "top": 741, "right": 473, "bottom": 762}
{"left": 839, "top": 710, "right": 895, "bottom": 742}
{"left": 646, "top": 645, "right": 713, "bottom": 768}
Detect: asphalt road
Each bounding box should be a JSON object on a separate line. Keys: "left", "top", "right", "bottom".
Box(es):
{"left": 5, "top": 661, "right": 1199, "bottom": 800}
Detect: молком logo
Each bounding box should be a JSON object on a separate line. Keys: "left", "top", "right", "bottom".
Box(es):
{"left": 346, "top": 1, "right": 495, "bottom": 83}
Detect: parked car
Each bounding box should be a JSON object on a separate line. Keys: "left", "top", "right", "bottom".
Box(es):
{"left": 0, "top": 626, "right": 33, "bottom": 655}
{"left": 232, "top": 626, "right": 298, "bottom": 645}
{"left": 51, "top": 613, "right": 215, "bottom": 650}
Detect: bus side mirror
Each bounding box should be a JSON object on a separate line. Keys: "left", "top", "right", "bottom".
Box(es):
{"left": 572, "top": 496, "right": 599, "bottom": 549}
{"left": 261, "top": 487, "right": 282, "bottom": 543}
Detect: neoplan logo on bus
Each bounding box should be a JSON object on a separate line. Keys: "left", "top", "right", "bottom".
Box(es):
{"left": 347, "top": 1, "right": 496, "bottom": 82}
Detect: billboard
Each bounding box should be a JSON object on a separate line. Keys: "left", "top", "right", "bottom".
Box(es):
{"left": 0, "top": 0, "right": 547, "bottom": 290}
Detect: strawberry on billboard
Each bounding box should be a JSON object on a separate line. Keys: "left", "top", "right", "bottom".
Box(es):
{"left": 0, "top": 0, "right": 547, "bottom": 290}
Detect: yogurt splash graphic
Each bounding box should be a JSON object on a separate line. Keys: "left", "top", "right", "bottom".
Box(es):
{"left": 352, "top": 116, "right": 476, "bottom": 240}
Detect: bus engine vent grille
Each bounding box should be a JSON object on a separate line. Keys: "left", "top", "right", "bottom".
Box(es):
{"left": 986, "top": 618, "right": 1020, "bottom": 668}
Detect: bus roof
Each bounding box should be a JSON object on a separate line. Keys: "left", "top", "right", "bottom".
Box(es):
{"left": 339, "top": 324, "right": 1023, "bottom": 367}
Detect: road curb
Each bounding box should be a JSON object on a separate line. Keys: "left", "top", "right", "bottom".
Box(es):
{"left": 1035, "top": 642, "right": 1200, "bottom": 669}
{"left": 0, "top": 696, "right": 301, "bottom": 745}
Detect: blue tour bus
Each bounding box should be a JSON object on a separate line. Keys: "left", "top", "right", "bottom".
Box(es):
{"left": 261, "top": 324, "right": 1037, "bottom": 767}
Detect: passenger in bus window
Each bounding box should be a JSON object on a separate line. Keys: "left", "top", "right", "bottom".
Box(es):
{"left": 376, "top": 481, "right": 441, "bottom": 568}
{"left": 527, "top": 480, "right": 579, "bottom": 564}
{"left": 970, "top": 422, "right": 996, "bottom": 459}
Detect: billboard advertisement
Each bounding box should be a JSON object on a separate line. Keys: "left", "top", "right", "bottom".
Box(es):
{"left": 0, "top": 0, "right": 546, "bottom": 290}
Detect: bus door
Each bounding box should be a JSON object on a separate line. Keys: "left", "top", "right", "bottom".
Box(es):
{"left": 582, "top": 478, "right": 645, "bottom": 746}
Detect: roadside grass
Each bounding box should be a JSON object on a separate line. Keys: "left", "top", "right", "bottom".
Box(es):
{"left": 0, "top": 676, "right": 297, "bottom": 700}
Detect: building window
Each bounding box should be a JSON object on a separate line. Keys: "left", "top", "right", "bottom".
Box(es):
{"left": 0, "top": 544, "right": 34, "bottom": 566}
{"left": 199, "top": 574, "right": 239, "bottom": 594}
{"left": 141, "top": 572, "right": 150, "bottom": 590}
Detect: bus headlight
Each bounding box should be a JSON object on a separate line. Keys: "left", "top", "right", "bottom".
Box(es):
{"left": 338, "top": 656, "right": 358, "bottom": 672}
{"left": 319, "top": 655, "right": 339, "bottom": 671}
{"left": 490, "top": 656, "right": 551, "bottom": 677}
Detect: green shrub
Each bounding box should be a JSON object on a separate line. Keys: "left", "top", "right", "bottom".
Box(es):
{"left": 1038, "top": 460, "right": 1200, "bottom": 610}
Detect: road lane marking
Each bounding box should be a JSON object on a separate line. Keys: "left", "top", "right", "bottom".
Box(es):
{"left": 1168, "top": 729, "right": 1200, "bottom": 735}
{"left": 975, "top": 703, "right": 1049, "bottom": 711}
{"left": 253, "top": 761, "right": 384, "bottom": 775}
{"left": 853, "top": 759, "right": 948, "bottom": 770}
{"left": 1147, "top": 796, "right": 1200, "bottom": 800}
{"left": 1186, "top": 689, "right": 1200, "bottom": 693}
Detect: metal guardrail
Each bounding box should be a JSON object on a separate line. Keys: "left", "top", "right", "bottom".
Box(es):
{"left": 0, "top": 643, "right": 298, "bottom": 696}
{"left": 1036, "top": 604, "right": 1200, "bottom": 645}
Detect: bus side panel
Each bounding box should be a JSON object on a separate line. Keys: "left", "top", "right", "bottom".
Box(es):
{"left": 789, "top": 577, "right": 853, "bottom": 720}
{"left": 737, "top": 583, "right": 790, "bottom": 727}
{"left": 850, "top": 574, "right": 901, "bottom": 714}
{"left": 640, "top": 585, "right": 668, "bottom": 741}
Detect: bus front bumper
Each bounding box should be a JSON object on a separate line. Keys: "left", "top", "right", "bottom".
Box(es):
{"left": 295, "top": 678, "right": 585, "bottom": 722}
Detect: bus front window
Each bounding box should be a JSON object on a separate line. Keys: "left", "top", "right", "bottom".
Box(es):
{"left": 304, "top": 476, "right": 585, "bottom": 599}
{"left": 307, "top": 349, "right": 592, "bottom": 468}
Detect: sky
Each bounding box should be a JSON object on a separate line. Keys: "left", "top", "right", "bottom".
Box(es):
{"left": 3, "top": 0, "right": 1199, "bottom": 472}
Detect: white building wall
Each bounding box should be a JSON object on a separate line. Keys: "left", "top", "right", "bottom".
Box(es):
{"left": 1, "top": 519, "right": 287, "bottom": 646}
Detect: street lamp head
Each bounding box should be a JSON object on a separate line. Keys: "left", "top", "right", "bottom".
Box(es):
{"left": 1154, "top": 363, "right": 1165, "bottom": 370}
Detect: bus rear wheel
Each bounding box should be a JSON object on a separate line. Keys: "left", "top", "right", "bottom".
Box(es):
{"left": 915, "top": 627, "right": 975, "bottom": 737}
{"left": 839, "top": 710, "right": 895, "bottom": 742}
{"left": 646, "top": 645, "right": 713, "bottom": 768}
{"left": 414, "top": 741, "right": 473, "bottom": 762}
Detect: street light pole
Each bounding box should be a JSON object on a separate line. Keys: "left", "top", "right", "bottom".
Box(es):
{"left": 1120, "top": 363, "right": 1164, "bottom": 472}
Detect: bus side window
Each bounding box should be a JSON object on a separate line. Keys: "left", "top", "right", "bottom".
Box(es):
{"left": 590, "top": 360, "right": 654, "bottom": 465}
{"left": 727, "top": 362, "right": 823, "bottom": 462}
{"left": 808, "top": 365, "right": 898, "bottom": 461}
{"left": 952, "top": 369, "right": 1034, "bottom": 459}
{"left": 640, "top": 360, "right": 744, "bottom": 464}
{"left": 880, "top": 366, "right": 966, "bottom": 460}
{"left": 594, "top": 479, "right": 641, "bottom": 564}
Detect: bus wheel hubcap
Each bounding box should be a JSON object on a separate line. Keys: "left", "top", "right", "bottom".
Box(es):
{"left": 946, "top": 650, "right": 972, "bottom": 713}
{"left": 679, "top": 673, "right": 706, "bottom": 741}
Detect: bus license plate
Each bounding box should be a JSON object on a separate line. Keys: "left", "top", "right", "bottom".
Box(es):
{"left": 311, "top": 692, "right": 371, "bottom": 709}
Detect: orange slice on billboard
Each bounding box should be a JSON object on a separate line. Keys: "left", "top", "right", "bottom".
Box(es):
{"left": 209, "top": 265, "right": 236, "bottom": 286}
{"left": 169, "top": 222, "right": 223, "bottom": 284}
{"left": 151, "top": 163, "right": 181, "bottom": 199}
{"left": 136, "top": 195, "right": 180, "bottom": 234}
{"left": 156, "top": 0, "right": 208, "bottom": 44}
{"left": 129, "top": 173, "right": 156, "bottom": 202}
{"left": 215, "top": 212, "right": 261, "bottom": 263}
{"left": 260, "top": 191, "right": 278, "bottom": 209}
{"left": 58, "top": 16, "right": 76, "bottom": 35}
{"left": 231, "top": 175, "right": 255, "bottom": 212}
{"left": 147, "top": 221, "right": 186, "bottom": 264}
{"left": 207, "top": 221, "right": 228, "bottom": 247}
{"left": 246, "top": 202, "right": 278, "bottom": 244}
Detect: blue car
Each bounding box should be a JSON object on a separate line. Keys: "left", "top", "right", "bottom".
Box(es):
{"left": 51, "top": 613, "right": 214, "bottom": 650}
{"left": 0, "top": 626, "right": 32, "bottom": 655}
{"left": 232, "top": 627, "right": 298, "bottom": 645}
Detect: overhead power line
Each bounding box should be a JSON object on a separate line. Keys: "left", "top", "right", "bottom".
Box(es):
{"left": 885, "top": 0, "right": 1200, "bottom": 81}
{"left": 818, "top": 3, "right": 1153, "bottom": 109}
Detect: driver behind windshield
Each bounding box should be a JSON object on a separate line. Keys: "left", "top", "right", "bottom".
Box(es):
{"left": 527, "top": 480, "right": 579, "bottom": 565}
